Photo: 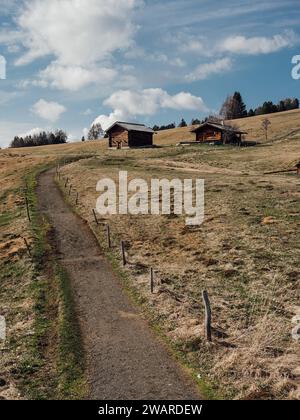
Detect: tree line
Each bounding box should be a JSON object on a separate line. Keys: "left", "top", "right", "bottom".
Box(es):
{"left": 220, "top": 92, "right": 299, "bottom": 120}
{"left": 153, "top": 119, "right": 194, "bottom": 131}
{"left": 10, "top": 130, "right": 68, "bottom": 148}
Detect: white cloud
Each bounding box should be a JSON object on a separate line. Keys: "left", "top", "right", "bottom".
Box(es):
{"left": 83, "top": 109, "right": 93, "bottom": 116}
{"left": 219, "top": 30, "right": 297, "bottom": 55}
{"left": 167, "top": 32, "right": 212, "bottom": 57}
{"left": 31, "top": 99, "right": 66, "bottom": 122}
{"left": 0, "top": 90, "right": 23, "bottom": 105}
{"left": 185, "top": 58, "right": 233, "bottom": 82}
{"left": 93, "top": 88, "right": 208, "bottom": 130}
{"left": 0, "top": 29, "right": 23, "bottom": 45}
{"left": 18, "top": 127, "right": 45, "bottom": 138}
{"left": 34, "top": 62, "right": 117, "bottom": 91}
{"left": 15, "top": 0, "right": 139, "bottom": 66}
{"left": 7, "top": 0, "right": 140, "bottom": 91}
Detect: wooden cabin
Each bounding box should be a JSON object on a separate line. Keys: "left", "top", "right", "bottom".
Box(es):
{"left": 106, "top": 122, "right": 154, "bottom": 149}
{"left": 191, "top": 122, "right": 247, "bottom": 145}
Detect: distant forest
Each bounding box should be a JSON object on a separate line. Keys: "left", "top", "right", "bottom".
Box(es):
{"left": 220, "top": 92, "right": 299, "bottom": 120}
{"left": 153, "top": 93, "right": 300, "bottom": 131}
{"left": 10, "top": 130, "right": 68, "bottom": 148}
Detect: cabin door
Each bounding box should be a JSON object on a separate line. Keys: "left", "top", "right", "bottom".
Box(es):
{"left": 117, "top": 141, "right": 122, "bottom": 150}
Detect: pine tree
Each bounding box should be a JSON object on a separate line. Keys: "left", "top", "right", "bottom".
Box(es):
{"left": 178, "top": 118, "right": 187, "bottom": 128}
{"left": 233, "top": 92, "right": 247, "bottom": 118}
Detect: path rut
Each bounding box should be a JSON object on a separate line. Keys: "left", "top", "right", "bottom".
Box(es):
{"left": 37, "top": 168, "right": 201, "bottom": 400}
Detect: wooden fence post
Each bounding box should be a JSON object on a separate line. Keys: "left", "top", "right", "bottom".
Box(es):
{"left": 202, "top": 290, "right": 212, "bottom": 342}
{"left": 150, "top": 268, "right": 154, "bottom": 294}
{"left": 106, "top": 224, "right": 111, "bottom": 248}
{"left": 25, "top": 196, "right": 31, "bottom": 222}
{"left": 92, "top": 209, "right": 99, "bottom": 225}
{"left": 121, "top": 241, "right": 126, "bottom": 266}
{"left": 23, "top": 237, "right": 31, "bottom": 257}
{"left": 76, "top": 193, "right": 79, "bottom": 205}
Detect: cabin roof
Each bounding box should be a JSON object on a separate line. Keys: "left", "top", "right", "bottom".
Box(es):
{"left": 106, "top": 121, "right": 154, "bottom": 134}
{"left": 191, "top": 121, "right": 247, "bottom": 135}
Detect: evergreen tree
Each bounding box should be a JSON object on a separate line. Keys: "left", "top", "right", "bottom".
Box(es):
{"left": 178, "top": 118, "right": 187, "bottom": 128}
{"left": 10, "top": 130, "right": 68, "bottom": 148}
{"left": 221, "top": 92, "right": 247, "bottom": 120}
{"left": 233, "top": 92, "right": 247, "bottom": 118}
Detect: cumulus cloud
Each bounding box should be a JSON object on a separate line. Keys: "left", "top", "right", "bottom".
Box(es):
{"left": 9, "top": 0, "right": 140, "bottom": 90}
{"left": 31, "top": 99, "right": 66, "bottom": 122}
{"left": 34, "top": 63, "right": 117, "bottom": 91}
{"left": 15, "top": 0, "right": 138, "bottom": 66}
{"left": 92, "top": 88, "right": 208, "bottom": 130}
{"left": 185, "top": 58, "right": 233, "bottom": 82}
{"left": 18, "top": 127, "right": 45, "bottom": 138}
{"left": 219, "top": 30, "right": 297, "bottom": 55}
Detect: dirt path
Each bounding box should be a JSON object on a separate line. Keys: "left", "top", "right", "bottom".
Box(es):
{"left": 37, "top": 169, "right": 201, "bottom": 400}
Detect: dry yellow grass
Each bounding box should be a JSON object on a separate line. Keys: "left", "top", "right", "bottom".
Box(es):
{"left": 0, "top": 113, "right": 299, "bottom": 399}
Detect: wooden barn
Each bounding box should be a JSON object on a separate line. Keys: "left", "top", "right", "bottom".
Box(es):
{"left": 106, "top": 122, "right": 154, "bottom": 149}
{"left": 191, "top": 122, "right": 247, "bottom": 145}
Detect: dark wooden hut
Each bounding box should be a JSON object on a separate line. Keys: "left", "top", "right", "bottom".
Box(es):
{"left": 106, "top": 122, "right": 154, "bottom": 149}
{"left": 191, "top": 122, "right": 247, "bottom": 145}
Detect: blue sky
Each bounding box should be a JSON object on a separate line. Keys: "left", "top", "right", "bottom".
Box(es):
{"left": 0, "top": 0, "right": 299, "bottom": 147}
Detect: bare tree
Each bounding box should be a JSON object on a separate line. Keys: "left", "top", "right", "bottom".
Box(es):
{"left": 207, "top": 114, "right": 223, "bottom": 124}
{"left": 220, "top": 95, "right": 240, "bottom": 120}
{"left": 88, "top": 123, "right": 104, "bottom": 140}
{"left": 261, "top": 118, "right": 271, "bottom": 141}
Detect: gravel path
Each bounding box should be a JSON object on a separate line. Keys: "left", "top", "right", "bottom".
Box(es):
{"left": 37, "top": 168, "right": 201, "bottom": 400}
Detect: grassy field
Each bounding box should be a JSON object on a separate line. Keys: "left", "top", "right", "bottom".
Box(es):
{"left": 0, "top": 110, "right": 299, "bottom": 399}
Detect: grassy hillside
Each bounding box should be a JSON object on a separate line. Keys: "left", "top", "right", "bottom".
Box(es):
{"left": 0, "top": 111, "right": 299, "bottom": 400}
{"left": 154, "top": 108, "right": 300, "bottom": 145}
